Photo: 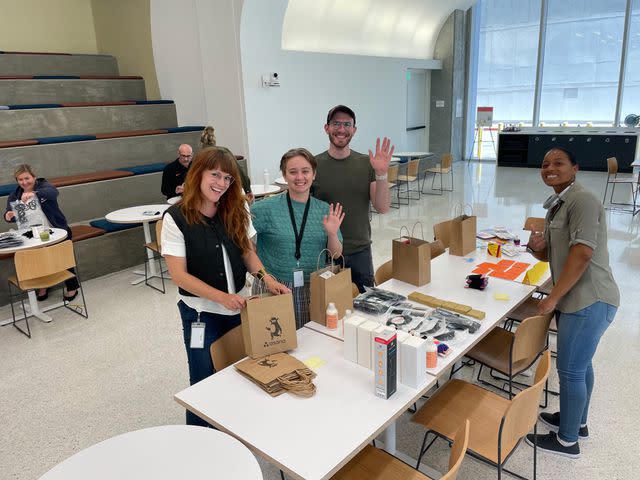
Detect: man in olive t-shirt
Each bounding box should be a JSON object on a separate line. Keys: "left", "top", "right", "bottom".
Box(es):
{"left": 313, "top": 105, "right": 394, "bottom": 292}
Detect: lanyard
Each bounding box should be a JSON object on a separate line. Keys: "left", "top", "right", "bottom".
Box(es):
{"left": 286, "top": 192, "right": 311, "bottom": 264}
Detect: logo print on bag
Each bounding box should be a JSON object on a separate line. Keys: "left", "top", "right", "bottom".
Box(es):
{"left": 266, "top": 316, "right": 283, "bottom": 339}
{"left": 258, "top": 357, "right": 278, "bottom": 368}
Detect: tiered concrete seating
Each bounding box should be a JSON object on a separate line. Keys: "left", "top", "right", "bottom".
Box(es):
{"left": 0, "top": 51, "right": 205, "bottom": 305}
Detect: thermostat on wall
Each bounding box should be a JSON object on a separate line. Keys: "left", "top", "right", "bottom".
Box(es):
{"left": 262, "top": 73, "right": 280, "bottom": 87}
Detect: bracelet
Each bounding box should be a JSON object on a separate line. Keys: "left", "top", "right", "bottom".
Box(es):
{"left": 253, "top": 268, "right": 267, "bottom": 280}
{"left": 375, "top": 173, "right": 388, "bottom": 181}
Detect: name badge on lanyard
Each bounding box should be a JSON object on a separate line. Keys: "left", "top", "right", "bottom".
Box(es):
{"left": 190, "top": 311, "right": 205, "bottom": 349}
{"left": 287, "top": 193, "right": 311, "bottom": 289}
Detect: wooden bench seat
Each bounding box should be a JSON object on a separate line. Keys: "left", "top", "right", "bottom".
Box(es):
{"left": 49, "top": 170, "right": 133, "bottom": 188}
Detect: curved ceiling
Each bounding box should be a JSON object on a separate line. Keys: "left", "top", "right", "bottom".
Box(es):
{"left": 282, "top": 0, "right": 476, "bottom": 59}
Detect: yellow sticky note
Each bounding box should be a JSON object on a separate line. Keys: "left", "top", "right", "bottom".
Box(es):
{"left": 493, "top": 292, "right": 510, "bottom": 301}
{"left": 303, "top": 356, "right": 326, "bottom": 369}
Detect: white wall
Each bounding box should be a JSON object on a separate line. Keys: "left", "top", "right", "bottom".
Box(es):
{"left": 241, "top": 0, "right": 441, "bottom": 182}
{"left": 149, "top": 0, "right": 248, "bottom": 156}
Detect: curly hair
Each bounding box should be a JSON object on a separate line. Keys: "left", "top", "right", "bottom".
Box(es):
{"left": 180, "top": 147, "right": 251, "bottom": 253}
{"left": 199, "top": 126, "right": 216, "bottom": 149}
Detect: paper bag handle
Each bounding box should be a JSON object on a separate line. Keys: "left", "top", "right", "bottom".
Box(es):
{"left": 411, "top": 222, "right": 425, "bottom": 240}
{"left": 452, "top": 203, "right": 474, "bottom": 218}
{"left": 315, "top": 248, "right": 344, "bottom": 271}
{"left": 253, "top": 273, "right": 280, "bottom": 297}
{"left": 399, "top": 225, "right": 410, "bottom": 238}
{"left": 278, "top": 369, "right": 316, "bottom": 397}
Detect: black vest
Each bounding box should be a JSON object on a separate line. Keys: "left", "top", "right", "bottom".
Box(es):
{"left": 166, "top": 205, "right": 247, "bottom": 297}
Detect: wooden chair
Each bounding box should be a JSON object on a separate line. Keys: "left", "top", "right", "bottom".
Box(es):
{"left": 8, "top": 240, "right": 88, "bottom": 338}
{"left": 332, "top": 419, "right": 469, "bottom": 480}
{"left": 523, "top": 217, "right": 545, "bottom": 232}
{"left": 433, "top": 221, "right": 451, "bottom": 249}
{"left": 413, "top": 351, "right": 551, "bottom": 480}
{"left": 209, "top": 325, "right": 245, "bottom": 371}
{"left": 397, "top": 159, "right": 422, "bottom": 202}
{"left": 602, "top": 156, "right": 639, "bottom": 215}
{"left": 144, "top": 219, "right": 166, "bottom": 293}
{"left": 464, "top": 313, "right": 552, "bottom": 406}
{"left": 422, "top": 153, "right": 453, "bottom": 195}
{"left": 430, "top": 239, "right": 445, "bottom": 259}
{"left": 387, "top": 164, "right": 400, "bottom": 209}
{"left": 374, "top": 260, "right": 392, "bottom": 286}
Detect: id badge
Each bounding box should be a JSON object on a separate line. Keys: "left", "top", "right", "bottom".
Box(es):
{"left": 293, "top": 268, "right": 304, "bottom": 288}
{"left": 190, "top": 322, "right": 205, "bottom": 349}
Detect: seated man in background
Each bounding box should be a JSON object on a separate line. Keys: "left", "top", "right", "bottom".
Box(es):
{"left": 161, "top": 144, "right": 193, "bottom": 199}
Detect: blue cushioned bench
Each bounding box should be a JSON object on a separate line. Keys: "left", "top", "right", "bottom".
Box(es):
{"left": 90, "top": 219, "right": 141, "bottom": 233}
{"left": 116, "top": 163, "right": 166, "bottom": 175}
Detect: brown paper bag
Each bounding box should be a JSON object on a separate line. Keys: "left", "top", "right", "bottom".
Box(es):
{"left": 448, "top": 205, "right": 477, "bottom": 256}
{"left": 240, "top": 288, "right": 297, "bottom": 359}
{"left": 235, "top": 352, "right": 317, "bottom": 397}
{"left": 309, "top": 252, "right": 353, "bottom": 325}
{"left": 392, "top": 224, "right": 431, "bottom": 286}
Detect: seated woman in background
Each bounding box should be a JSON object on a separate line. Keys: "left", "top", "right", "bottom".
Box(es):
{"left": 199, "top": 125, "right": 252, "bottom": 199}
{"left": 251, "top": 148, "right": 344, "bottom": 329}
{"left": 3, "top": 164, "right": 78, "bottom": 301}
{"left": 161, "top": 146, "right": 289, "bottom": 427}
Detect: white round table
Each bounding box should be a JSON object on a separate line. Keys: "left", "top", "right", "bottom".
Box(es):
{"left": 274, "top": 176, "right": 287, "bottom": 185}
{"left": 167, "top": 196, "right": 181, "bottom": 205}
{"left": 250, "top": 184, "right": 282, "bottom": 198}
{"left": 106, "top": 205, "right": 170, "bottom": 285}
{"left": 393, "top": 151, "right": 434, "bottom": 160}
{"left": 39, "top": 425, "right": 263, "bottom": 480}
{"left": 0, "top": 228, "right": 68, "bottom": 326}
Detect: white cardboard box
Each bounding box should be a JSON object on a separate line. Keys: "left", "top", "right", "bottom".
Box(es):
{"left": 394, "top": 330, "right": 410, "bottom": 385}
{"left": 357, "top": 320, "right": 380, "bottom": 369}
{"left": 401, "top": 335, "right": 428, "bottom": 389}
{"left": 343, "top": 315, "right": 367, "bottom": 363}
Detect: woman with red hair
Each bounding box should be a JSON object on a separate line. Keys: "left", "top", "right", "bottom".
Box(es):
{"left": 161, "top": 146, "right": 289, "bottom": 427}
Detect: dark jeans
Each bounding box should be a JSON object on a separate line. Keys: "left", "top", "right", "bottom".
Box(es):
{"left": 344, "top": 246, "right": 375, "bottom": 293}
{"left": 177, "top": 300, "right": 241, "bottom": 427}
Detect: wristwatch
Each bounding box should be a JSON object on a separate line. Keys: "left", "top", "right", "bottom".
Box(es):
{"left": 526, "top": 246, "right": 535, "bottom": 254}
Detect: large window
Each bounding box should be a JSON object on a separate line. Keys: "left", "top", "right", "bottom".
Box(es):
{"left": 539, "top": 0, "right": 627, "bottom": 126}
{"left": 476, "top": 0, "right": 542, "bottom": 125}
{"left": 621, "top": 0, "right": 640, "bottom": 126}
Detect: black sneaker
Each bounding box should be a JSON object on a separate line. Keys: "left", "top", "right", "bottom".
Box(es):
{"left": 539, "top": 411, "right": 589, "bottom": 439}
{"left": 525, "top": 431, "right": 580, "bottom": 459}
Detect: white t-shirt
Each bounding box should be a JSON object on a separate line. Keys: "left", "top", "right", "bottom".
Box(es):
{"left": 161, "top": 211, "right": 255, "bottom": 315}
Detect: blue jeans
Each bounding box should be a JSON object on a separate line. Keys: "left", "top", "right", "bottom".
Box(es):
{"left": 344, "top": 246, "right": 375, "bottom": 293}
{"left": 177, "top": 300, "right": 241, "bottom": 427}
{"left": 556, "top": 301, "right": 616, "bottom": 443}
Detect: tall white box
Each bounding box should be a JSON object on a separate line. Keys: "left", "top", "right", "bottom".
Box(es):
{"left": 400, "top": 335, "right": 428, "bottom": 389}
{"left": 395, "top": 330, "right": 410, "bottom": 385}
{"left": 370, "top": 325, "right": 387, "bottom": 370}
{"left": 357, "top": 320, "right": 379, "bottom": 369}
{"left": 343, "top": 315, "right": 367, "bottom": 363}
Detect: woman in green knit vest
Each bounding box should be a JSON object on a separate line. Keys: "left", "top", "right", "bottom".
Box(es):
{"left": 251, "top": 148, "right": 344, "bottom": 329}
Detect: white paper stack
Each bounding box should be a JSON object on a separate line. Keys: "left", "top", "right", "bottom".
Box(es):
{"left": 394, "top": 330, "right": 410, "bottom": 385}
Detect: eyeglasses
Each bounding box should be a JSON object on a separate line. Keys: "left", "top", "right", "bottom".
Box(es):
{"left": 329, "top": 121, "right": 353, "bottom": 129}
{"left": 211, "top": 171, "right": 235, "bottom": 185}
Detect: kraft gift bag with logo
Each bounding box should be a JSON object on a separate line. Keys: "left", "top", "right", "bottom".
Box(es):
{"left": 392, "top": 223, "right": 431, "bottom": 286}
{"left": 235, "top": 352, "right": 317, "bottom": 397}
{"left": 448, "top": 204, "right": 477, "bottom": 256}
{"left": 309, "top": 250, "right": 353, "bottom": 325}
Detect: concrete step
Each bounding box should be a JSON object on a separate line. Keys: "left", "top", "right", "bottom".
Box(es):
{"left": 0, "top": 173, "right": 165, "bottom": 231}
{"left": 0, "top": 103, "right": 178, "bottom": 141}
{"left": 0, "top": 226, "right": 146, "bottom": 307}
{"left": 0, "top": 78, "right": 146, "bottom": 105}
{"left": 0, "top": 131, "right": 200, "bottom": 185}
{"left": 0, "top": 53, "right": 119, "bottom": 76}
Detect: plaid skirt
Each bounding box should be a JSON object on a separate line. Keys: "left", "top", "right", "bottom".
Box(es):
{"left": 251, "top": 279, "right": 310, "bottom": 330}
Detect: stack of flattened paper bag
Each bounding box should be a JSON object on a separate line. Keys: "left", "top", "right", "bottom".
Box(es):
{"left": 235, "top": 352, "right": 317, "bottom": 397}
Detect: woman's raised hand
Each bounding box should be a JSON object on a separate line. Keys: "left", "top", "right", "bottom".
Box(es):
{"left": 322, "top": 203, "right": 345, "bottom": 236}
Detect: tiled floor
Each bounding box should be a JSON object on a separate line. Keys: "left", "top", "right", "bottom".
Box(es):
{"left": 1, "top": 162, "right": 638, "bottom": 479}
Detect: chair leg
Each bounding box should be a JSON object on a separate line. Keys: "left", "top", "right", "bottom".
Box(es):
{"left": 64, "top": 270, "right": 89, "bottom": 319}
{"left": 416, "top": 431, "right": 437, "bottom": 469}
{"left": 144, "top": 249, "right": 166, "bottom": 293}
{"left": 280, "top": 470, "right": 285, "bottom": 480}
{"left": 602, "top": 179, "right": 609, "bottom": 204}
{"left": 8, "top": 281, "right": 31, "bottom": 338}
{"left": 533, "top": 422, "right": 537, "bottom": 480}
